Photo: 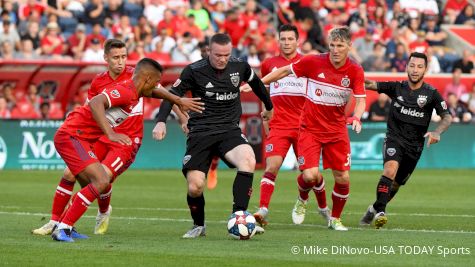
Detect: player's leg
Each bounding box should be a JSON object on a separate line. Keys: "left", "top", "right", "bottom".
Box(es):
{"left": 313, "top": 172, "right": 330, "bottom": 223}
{"left": 207, "top": 156, "right": 219, "bottom": 190}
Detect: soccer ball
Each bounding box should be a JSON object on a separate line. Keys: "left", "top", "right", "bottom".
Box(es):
{"left": 227, "top": 210, "right": 257, "bottom": 240}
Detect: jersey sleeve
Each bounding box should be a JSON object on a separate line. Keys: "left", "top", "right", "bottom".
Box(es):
{"left": 352, "top": 67, "right": 366, "bottom": 97}
{"left": 290, "top": 55, "right": 312, "bottom": 78}
{"left": 101, "top": 85, "right": 134, "bottom": 108}
{"left": 432, "top": 89, "right": 450, "bottom": 116}
{"left": 87, "top": 75, "right": 100, "bottom": 101}
{"left": 170, "top": 66, "right": 194, "bottom": 96}
{"left": 377, "top": 81, "right": 399, "bottom": 99}
{"left": 243, "top": 62, "right": 256, "bottom": 82}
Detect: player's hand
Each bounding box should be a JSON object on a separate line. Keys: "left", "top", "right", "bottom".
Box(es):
{"left": 240, "top": 84, "right": 252, "bottom": 93}
{"left": 424, "top": 132, "right": 440, "bottom": 148}
{"left": 181, "top": 122, "right": 189, "bottom": 135}
{"left": 152, "top": 122, "right": 167, "bottom": 141}
{"left": 178, "top": 97, "right": 205, "bottom": 114}
{"left": 346, "top": 116, "right": 362, "bottom": 134}
{"left": 107, "top": 132, "right": 132, "bottom": 146}
{"left": 261, "top": 109, "right": 273, "bottom": 121}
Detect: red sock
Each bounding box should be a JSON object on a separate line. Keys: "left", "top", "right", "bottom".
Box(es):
{"left": 61, "top": 184, "right": 99, "bottom": 226}
{"left": 331, "top": 182, "right": 350, "bottom": 219}
{"left": 98, "top": 184, "right": 112, "bottom": 213}
{"left": 313, "top": 177, "right": 327, "bottom": 209}
{"left": 51, "top": 177, "right": 75, "bottom": 221}
{"left": 297, "top": 174, "right": 316, "bottom": 201}
{"left": 259, "top": 172, "right": 276, "bottom": 209}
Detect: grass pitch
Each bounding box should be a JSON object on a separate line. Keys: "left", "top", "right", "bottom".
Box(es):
{"left": 0, "top": 169, "right": 474, "bottom": 266}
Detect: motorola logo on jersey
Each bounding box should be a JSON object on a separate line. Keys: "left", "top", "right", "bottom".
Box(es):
{"left": 400, "top": 106, "right": 424, "bottom": 118}
{"left": 215, "top": 92, "right": 238, "bottom": 101}
{"left": 315, "top": 89, "right": 341, "bottom": 98}
{"left": 273, "top": 81, "right": 304, "bottom": 88}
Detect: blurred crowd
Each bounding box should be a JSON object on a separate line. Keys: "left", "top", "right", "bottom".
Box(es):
{"left": 1, "top": 0, "right": 475, "bottom": 122}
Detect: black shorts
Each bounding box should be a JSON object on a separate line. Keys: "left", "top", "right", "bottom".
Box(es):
{"left": 383, "top": 137, "right": 423, "bottom": 185}
{"left": 181, "top": 128, "right": 249, "bottom": 176}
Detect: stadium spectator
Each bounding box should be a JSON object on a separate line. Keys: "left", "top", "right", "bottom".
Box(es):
{"left": 84, "top": 0, "right": 107, "bottom": 26}
{"left": 222, "top": 7, "right": 248, "bottom": 56}
{"left": 157, "top": 9, "right": 177, "bottom": 38}
{"left": 368, "top": 93, "right": 391, "bottom": 122}
{"left": 67, "top": 23, "right": 87, "bottom": 60}
{"left": 18, "top": 0, "right": 46, "bottom": 22}
{"left": 452, "top": 49, "right": 475, "bottom": 74}
{"left": 181, "top": 14, "right": 204, "bottom": 41}
{"left": 0, "top": 40, "right": 17, "bottom": 60}
{"left": 134, "top": 15, "right": 153, "bottom": 42}
{"left": 242, "top": 43, "right": 260, "bottom": 68}
{"left": 82, "top": 38, "right": 104, "bottom": 62}
{"left": 447, "top": 92, "right": 472, "bottom": 123}
{"left": 151, "top": 28, "right": 177, "bottom": 54}
{"left": 210, "top": 1, "right": 226, "bottom": 32}
{"left": 105, "top": 0, "right": 126, "bottom": 25}
{"left": 444, "top": 69, "right": 467, "bottom": 99}
{"left": 143, "top": 0, "right": 166, "bottom": 27}
{"left": 39, "top": 102, "right": 51, "bottom": 119}
{"left": 257, "top": 28, "right": 279, "bottom": 57}
{"left": 171, "top": 31, "right": 200, "bottom": 62}
{"left": 187, "top": 0, "right": 212, "bottom": 31}
{"left": 20, "top": 21, "right": 41, "bottom": 52}
{"left": 146, "top": 39, "right": 171, "bottom": 63}
{"left": 24, "top": 83, "right": 41, "bottom": 111}
{"left": 16, "top": 39, "right": 41, "bottom": 60}
{"left": 128, "top": 41, "right": 146, "bottom": 61}
{"left": 86, "top": 23, "right": 107, "bottom": 48}
{"left": 0, "top": 19, "right": 20, "bottom": 50}
{"left": 112, "top": 15, "right": 135, "bottom": 44}
{"left": 38, "top": 81, "right": 57, "bottom": 102}
{"left": 465, "top": 83, "right": 475, "bottom": 117}
{"left": 40, "top": 22, "right": 67, "bottom": 59}
{"left": 1, "top": 83, "right": 16, "bottom": 110}
{"left": 300, "top": 39, "right": 319, "bottom": 55}
{"left": 426, "top": 46, "right": 441, "bottom": 74}
{"left": 422, "top": 15, "right": 447, "bottom": 48}
{"left": 390, "top": 42, "right": 409, "bottom": 72}
{"left": 1, "top": 1, "right": 17, "bottom": 25}
{"left": 454, "top": 3, "right": 475, "bottom": 25}
{"left": 45, "top": 0, "right": 80, "bottom": 38}
{"left": 444, "top": 0, "right": 468, "bottom": 24}
{"left": 352, "top": 27, "right": 375, "bottom": 64}
{"left": 362, "top": 42, "right": 390, "bottom": 72}
{"left": 0, "top": 96, "right": 11, "bottom": 119}
{"left": 172, "top": 6, "right": 189, "bottom": 38}
{"left": 409, "top": 31, "right": 429, "bottom": 54}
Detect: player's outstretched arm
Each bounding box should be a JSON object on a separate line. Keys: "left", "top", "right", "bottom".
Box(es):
{"left": 173, "top": 105, "right": 189, "bottom": 134}
{"left": 247, "top": 75, "right": 273, "bottom": 121}
{"left": 364, "top": 80, "right": 378, "bottom": 91}
{"left": 424, "top": 114, "right": 452, "bottom": 148}
{"left": 261, "top": 65, "right": 292, "bottom": 85}
{"left": 150, "top": 86, "right": 204, "bottom": 113}
{"left": 89, "top": 94, "right": 132, "bottom": 145}
{"left": 347, "top": 97, "right": 366, "bottom": 134}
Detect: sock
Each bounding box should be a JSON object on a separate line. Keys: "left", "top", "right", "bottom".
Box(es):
{"left": 232, "top": 171, "right": 253, "bottom": 212}
{"left": 187, "top": 194, "right": 205, "bottom": 226}
{"left": 373, "top": 175, "right": 393, "bottom": 212}
{"left": 312, "top": 176, "right": 327, "bottom": 209}
{"left": 259, "top": 172, "right": 276, "bottom": 209}
{"left": 297, "top": 174, "right": 316, "bottom": 201}
{"left": 331, "top": 182, "right": 350, "bottom": 219}
{"left": 97, "top": 184, "right": 112, "bottom": 213}
{"left": 210, "top": 157, "right": 219, "bottom": 171}
{"left": 61, "top": 184, "right": 99, "bottom": 226}
{"left": 51, "top": 177, "right": 75, "bottom": 221}
{"left": 389, "top": 185, "right": 399, "bottom": 201}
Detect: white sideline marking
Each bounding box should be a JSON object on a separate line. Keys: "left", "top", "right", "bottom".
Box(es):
{"left": 1, "top": 210, "right": 474, "bottom": 235}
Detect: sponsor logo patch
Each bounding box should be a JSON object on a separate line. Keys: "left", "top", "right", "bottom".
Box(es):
{"left": 183, "top": 155, "right": 191, "bottom": 165}
{"left": 110, "top": 89, "right": 120, "bottom": 98}
{"left": 265, "top": 144, "right": 273, "bottom": 152}
{"left": 297, "top": 156, "right": 305, "bottom": 165}
{"left": 88, "top": 151, "right": 97, "bottom": 159}
{"left": 386, "top": 148, "right": 396, "bottom": 156}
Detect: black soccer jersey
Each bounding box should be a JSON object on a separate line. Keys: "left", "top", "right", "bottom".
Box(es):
{"left": 377, "top": 81, "right": 449, "bottom": 145}
{"left": 170, "top": 57, "right": 257, "bottom": 135}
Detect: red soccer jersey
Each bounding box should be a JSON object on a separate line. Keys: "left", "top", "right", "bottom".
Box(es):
{"left": 291, "top": 53, "right": 365, "bottom": 141}
{"left": 62, "top": 80, "right": 140, "bottom": 142}
{"left": 88, "top": 66, "right": 144, "bottom": 143}
{"left": 261, "top": 53, "right": 307, "bottom": 130}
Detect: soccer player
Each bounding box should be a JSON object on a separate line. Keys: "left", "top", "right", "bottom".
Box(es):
{"left": 260, "top": 26, "right": 366, "bottom": 231}
{"left": 51, "top": 58, "right": 204, "bottom": 242}
{"left": 360, "top": 52, "right": 452, "bottom": 228}
{"left": 251, "top": 24, "right": 330, "bottom": 227}
{"left": 153, "top": 33, "right": 273, "bottom": 238}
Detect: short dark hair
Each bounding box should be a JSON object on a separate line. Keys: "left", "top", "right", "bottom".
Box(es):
{"left": 136, "top": 58, "right": 163, "bottom": 73}
{"left": 279, "top": 24, "right": 299, "bottom": 40}
{"left": 408, "top": 52, "right": 428, "bottom": 67}
{"left": 104, "top": 39, "right": 126, "bottom": 54}
{"left": 210, "top": 33, "right": 231, "bottom": 46}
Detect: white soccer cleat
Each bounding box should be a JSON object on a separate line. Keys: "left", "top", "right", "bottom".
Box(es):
{"left": 329, "top": 218, "right": 348, "bottom": 231}
{"left": 254, "top": 225, "right": 265, "bottom": 235}
{"left": 291, "top": 198, "right": 307, "bottom": 224}
{"left": 182, "top": 225, "right": 206, "bottom": 238}
{"left": 360, "top": 205, "right": 377, "bottom": 226}
{"left": 253, "top": 207, "right": 269, "bottom": 227}
{"left": 318, "top": 207, "right": 331, "bottom": 224}
{"left": 32, "top": 220, "right": 57, "bottom": 235}
{"left": 94, "top": 205, "right": 112, "bottom": 235}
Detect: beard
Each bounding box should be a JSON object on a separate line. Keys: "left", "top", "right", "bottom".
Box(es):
{"left": 407, "top": 73, "right": 424, "bottom": 84}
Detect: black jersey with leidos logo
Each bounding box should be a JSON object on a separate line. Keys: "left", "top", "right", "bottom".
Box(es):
{"left": 170, "top": 57, "right": 256, "bottom": 135}
{"left": 377, "top": 81, "right": 449, "bottom": 145}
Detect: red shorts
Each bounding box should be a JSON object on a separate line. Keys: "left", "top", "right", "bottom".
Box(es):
{"left": 265, "top": 128, "right": 299, "bottom": 158}
{"left": 54, "top": 130, "right": 99, "bottom": 176}
{"left": 94, "top": 136, "right": 141, "bottom": 182}
{"left": 297, "top": 131, "right": 351, "bottom": 171}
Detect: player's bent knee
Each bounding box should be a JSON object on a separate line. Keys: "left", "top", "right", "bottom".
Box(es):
{"left": 333, "top": 170, "right": 350, "bottom": 184}
{"left": 302, "top": 169, "right": 319, "bottom": 183}
{"left": 237, "top": 155, "right": 256, "bottom": 172}
{"left": 63, "top": 168, "right": 76, "bottom": 182}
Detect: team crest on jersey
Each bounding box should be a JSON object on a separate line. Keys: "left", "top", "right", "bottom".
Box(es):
{"left": 230, "top": 73, "right": 240, "bottom": 87}
{"left": 417, "top": 95, "right": 428, "bottom": 108}
{"left": 266, "top": 144, "right": 273, "bottom": 152}
{"left": 297, "top": 156, "right": 305, "bottom": 165}
{"left": 386, "top": 148, "right": 396, "bottom": 157}
{"left": 88, "top": 151, "right": 97, "bottom": 159}
{"left": 134, "top": 137, "right": 140, "bottom": 144}
{"left": 173, "top": 79, "right": 181, "bottom": 88}
{"left": 441, "top": 101, "right": 447, "bottom": 110}
{"left": 110, "top": 89, "right": 120, "bottom": 98}
{"left": 341, "top": 76, "right": 350, "bottom": 87}
{"left": 183, "top": 155, "right": 191, "bottom": 165}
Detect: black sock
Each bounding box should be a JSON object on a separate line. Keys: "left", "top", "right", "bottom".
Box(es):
{"left": 389, "top": 186, "right": 399, "bottom": 201}
{"left": 232, "top": 171, "right": 254, "bottom": 213}
{"left": 187, "top": 194, "right": 205, "bottom": 226}
{"left": 373, "top": 175, "right": 393, "bottom": 213}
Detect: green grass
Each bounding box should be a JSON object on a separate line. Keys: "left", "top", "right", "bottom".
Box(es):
{"left": 0, "top": 169, "right": 474, "bottom": 266}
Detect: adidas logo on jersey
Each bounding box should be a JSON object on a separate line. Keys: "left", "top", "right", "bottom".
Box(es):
{"left": 318, "top": 73, "right": 325, "bottom": 79}
{"left": 205, "top": 82, "right": 214, "bottom": 88}
{"left": 400, "top": 106, "right": 424, "bottom": 118}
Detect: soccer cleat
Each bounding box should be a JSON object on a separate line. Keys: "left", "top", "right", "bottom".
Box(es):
{"left": 360, "top": 205, "right": 377, "bottom": 226}
{"left": 253, "top": 208, "right": 269, "bottom": 227}
{"left": 374, "top": 212, "right": 388, "bottom": 229}
{"left": 255, "top": 225, "right": 265, "bottom": 235}
{"left": 71, "top": 227, "right": 89, "bottom": 239}
{"left": 318, "top": 207, "right": 331, "bottom": 223}
{"left": 51, "top": 228, "right": 74, "bottom": 242}
{"left": 291, "top": 198, "right": 307, "bottom": 224}
{"left": 329, "top": 218, "right": 348, "bottom": 231}
{"left": 94, "top": 205, "right": 112, "bottom": 235}
{"left": 32, "top": 220, "right": 56, "bottom": 235}
{"left": 207, "top": 167, "right": 218, "bottom": 190}
{"left": 182, "top": 225, "right": 206, "bottom": 238}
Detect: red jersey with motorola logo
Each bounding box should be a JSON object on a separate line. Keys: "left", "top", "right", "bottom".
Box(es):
{"left": 62, "top": 79, "right": 140, "bottom": 142}
{"left": 291, "top": 53, "right": 365, "bottom": 141}
{"left": 88, "top": 66, "right": 143, "bottom": 144}
{"left": 261, "top": 53, "right": 307, "bottom": 130}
